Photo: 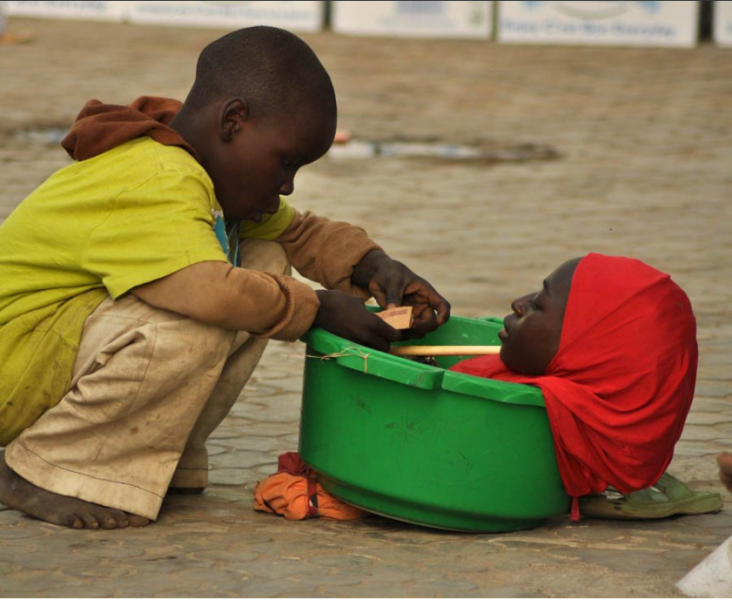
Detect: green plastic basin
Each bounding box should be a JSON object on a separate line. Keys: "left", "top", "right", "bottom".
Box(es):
{"left": 299, "top": 314, "right": 570, "bottom": 532}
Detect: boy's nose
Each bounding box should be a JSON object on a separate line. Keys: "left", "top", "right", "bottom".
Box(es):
{"left": 279, "top": 177, "right": 295, "bottom": 196}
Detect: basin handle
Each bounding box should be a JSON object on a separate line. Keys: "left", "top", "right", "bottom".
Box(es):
{"left": 333, "top": 350, "right": 444, "bottom": 391}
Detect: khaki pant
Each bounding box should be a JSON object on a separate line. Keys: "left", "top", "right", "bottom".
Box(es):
{"left": 5, "top": 240, "right": 289, "bottom": 520}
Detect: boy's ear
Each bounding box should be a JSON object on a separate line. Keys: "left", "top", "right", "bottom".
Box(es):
{"left": 218, "top": 97, "right": 250, "bottom": 143}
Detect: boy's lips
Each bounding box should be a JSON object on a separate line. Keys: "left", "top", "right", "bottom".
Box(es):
{"left": 251, "top": 203, "right": 279, "bottom": 223}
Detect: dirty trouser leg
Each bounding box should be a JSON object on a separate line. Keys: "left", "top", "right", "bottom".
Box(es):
{"left": 5, "top": 240, "right": 291, "bottom": 517}
{"left": 4, "top": 297, "right": 235, "bottom": 520}
{"left": 170, "top": 239, "right": 291, "bottom": 489}
{"left": 168, "top": 332, "right": 266, "bottom": 489}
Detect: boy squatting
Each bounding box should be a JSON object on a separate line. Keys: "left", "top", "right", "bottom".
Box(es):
{"left": 0, "top": 27, "right": 451, "bottom": 529}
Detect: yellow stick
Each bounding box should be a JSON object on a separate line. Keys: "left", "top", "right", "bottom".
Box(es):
{"left": 390, "top": 345, "right": 501, "bottom": 357}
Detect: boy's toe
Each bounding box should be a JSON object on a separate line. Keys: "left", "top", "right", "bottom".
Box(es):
{"left": 79, "top": 513, "right": 101, "bottom": 529}
{"left": 127, "top": 514, "right": 150, "bottom": 527}
{"left": 101, "top": 515, "right": 123, "bottom": 529}
{"left": 62, "top": 513, "right": 85, "bottom": 529}
{"left": 103, "top": 507, "right": 129, "bottom": 529}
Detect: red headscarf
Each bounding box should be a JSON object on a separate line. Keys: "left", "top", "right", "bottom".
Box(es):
{"left": 451, "top": 253, "right": 698, "bottom": 500}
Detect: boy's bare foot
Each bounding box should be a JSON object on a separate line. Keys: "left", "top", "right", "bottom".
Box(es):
{"left": 718, "top": 452, "right": 732, "bottom": 493}
{"left": 0, "top": 451, "right": 150, "bottom": 529}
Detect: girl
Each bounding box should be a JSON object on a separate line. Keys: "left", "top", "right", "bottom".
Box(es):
{"left": 451, "top": 253, "right": 720, "bottom": 519}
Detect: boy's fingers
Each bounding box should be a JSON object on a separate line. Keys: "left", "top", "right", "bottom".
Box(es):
{"left": 384, "top": 287, "right": 404, "bottom": 308}
{"left": 361, "top": 329, "right": 393, "bottom": 353}
{"left": 368, "top": 338, "right": 391, "bottom": 353}
{"left": 435, "top": 299, "right": 451, "bottom": 325}
{"left": 369, "top": 287, "right": 388, "bottom": 309}
{"left": 421, "top": 287, "right": 451, "bottom": 325}
{"left": 409, "top": 310, "right": 438, "bottom": 338}
{"left": 373, "top": 317, "right": 401, "bottom": 343}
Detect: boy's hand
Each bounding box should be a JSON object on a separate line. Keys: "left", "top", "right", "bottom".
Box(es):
{"left": 313, "top": 290, "right": 401, "bottom": 352}
{"left": 352, "top": 250, "right": 451, "bottom": 339}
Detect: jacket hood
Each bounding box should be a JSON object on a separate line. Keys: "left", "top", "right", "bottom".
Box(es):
{"left": 61, "top": 96, "right": 198, "bottom": 161}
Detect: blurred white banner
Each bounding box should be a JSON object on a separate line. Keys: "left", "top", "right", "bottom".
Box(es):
{"left": 332, "top": 1, "right": 493, "bottom": 39}
{"left": 3, "top": 0, "right": 128, "bottom": 21}
{"left": 498, "top": 1, "right": 699, "bottom": 47}
{"left": 126, "top": 1, "right": 324, "bottom": 32}
{"left": 715, "top": 0, "right": 732, "bottom": 46}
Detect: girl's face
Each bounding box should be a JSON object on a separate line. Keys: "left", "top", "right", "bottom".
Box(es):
{"left": 498, "top": 258, "right": 580, "bottom": 376}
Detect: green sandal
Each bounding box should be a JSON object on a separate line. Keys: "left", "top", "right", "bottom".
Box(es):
{"left": 580, "top": 472, "right": 723, "bottom": 520}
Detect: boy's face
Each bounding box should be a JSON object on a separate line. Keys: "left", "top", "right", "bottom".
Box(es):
{"left": 498, "top": 258, "right": 580, "bottom": 376}
{"left": 208, "top": 99, "right": 336, "bottom": 221}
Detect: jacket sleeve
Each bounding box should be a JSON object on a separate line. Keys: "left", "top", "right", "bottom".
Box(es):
{"left": 275, "top": 210, "right": 383, "bottom": 300}
{"left": 130, "top": 260, "right": 320, "bottom": 342}
{"left": 132, "top": 211, "right": 383, "bottom": 342}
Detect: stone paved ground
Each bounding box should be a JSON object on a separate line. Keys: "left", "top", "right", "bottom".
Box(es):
{"left": 0, "top": 17, "right": 730, "bottom": 598}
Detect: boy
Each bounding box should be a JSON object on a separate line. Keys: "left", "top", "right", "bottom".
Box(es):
{"left": 0, "top": 26, "right": 450, "bottom": 529}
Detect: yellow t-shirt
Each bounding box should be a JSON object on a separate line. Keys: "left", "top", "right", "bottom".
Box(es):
{"left": 0, "top": 137, "right": 295, "bottom": 445}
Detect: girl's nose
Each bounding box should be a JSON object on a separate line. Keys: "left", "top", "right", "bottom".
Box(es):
{"left": 511, "top": 294, "right": 532, "bottom": 316}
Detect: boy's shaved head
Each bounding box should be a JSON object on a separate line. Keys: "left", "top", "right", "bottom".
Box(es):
{"left": 186, "top": 26, "right": 336, "bottom": 120}
{"left": 173, "top": 26, "right": 338, "bottom": 223}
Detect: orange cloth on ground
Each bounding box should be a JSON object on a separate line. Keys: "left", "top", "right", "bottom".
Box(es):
{"left": 254, "top": 452, "right": 366, "bottom": 521}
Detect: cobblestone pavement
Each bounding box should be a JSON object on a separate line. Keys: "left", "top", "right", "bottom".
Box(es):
{"left": 0, "top": 17, "right": 731, "bottom": 598}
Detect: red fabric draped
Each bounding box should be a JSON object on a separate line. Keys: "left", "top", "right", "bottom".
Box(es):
{"left": 450, "top": 253, "right": 698, "bottom": 498}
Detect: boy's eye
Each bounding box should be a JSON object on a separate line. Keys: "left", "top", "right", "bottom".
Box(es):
{"left": 281, "top": 156, "right": 296, "bottom": 169}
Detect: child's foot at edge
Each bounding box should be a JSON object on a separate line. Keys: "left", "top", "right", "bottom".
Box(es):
{"left": 0, "top": 450, "right": 150, "bottom": 529}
